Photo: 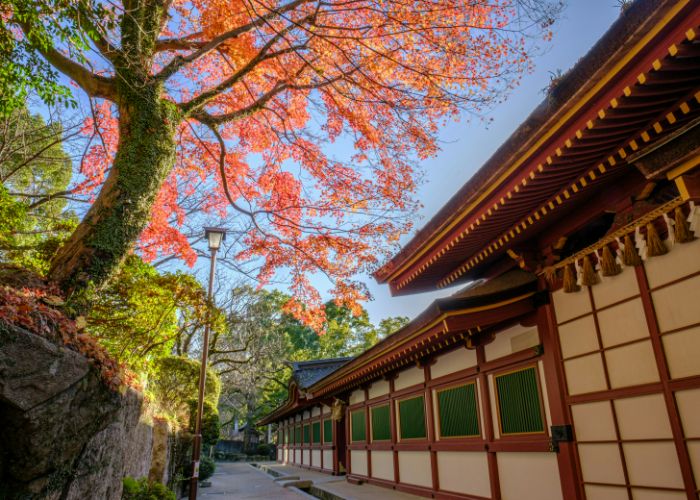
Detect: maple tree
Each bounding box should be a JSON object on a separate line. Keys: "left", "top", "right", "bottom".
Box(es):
{"left": 5, "top": 0, "right": 559, "bottom": 327}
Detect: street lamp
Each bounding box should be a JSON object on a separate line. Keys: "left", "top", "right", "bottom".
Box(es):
{"left": 189, "top": 227, "right": 226, "bottom": 500}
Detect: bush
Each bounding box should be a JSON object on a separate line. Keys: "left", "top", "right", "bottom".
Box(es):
{"left": 187, "top": 400, "right": 221, "bottom": 446}
{"left": 122, "top": 477, "right": 175, "bottom": 500}
{"left": 256, "top": 443, "right": 272, "bottom": 457}
{"left": 149, "top": 356, "right": 221, "bottom": 419}
{"left": 199, "top": 456, "right": 216, "bottom": 482}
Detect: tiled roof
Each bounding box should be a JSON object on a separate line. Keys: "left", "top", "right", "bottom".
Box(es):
{"left": 290, "top": 358, "right": 353, "bottom": 390}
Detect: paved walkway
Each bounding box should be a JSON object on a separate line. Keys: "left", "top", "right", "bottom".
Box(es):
{"left": 199, "top": 462, "right": 302, "bottom": 499}
{"left": 199, "top": 461, "right": 420, "bottom": 500}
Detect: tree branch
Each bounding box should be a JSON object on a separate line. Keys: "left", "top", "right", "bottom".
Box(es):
{"left": 154, "top": 0, "right": 313, "bottom": 81}
{"left": 18, "top": 23, "right": 116, "bottom": 99}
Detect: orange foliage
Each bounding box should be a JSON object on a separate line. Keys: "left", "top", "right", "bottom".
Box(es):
{"left": 75, "top": 0, "right": 557, "bottom": 328}
{"left": 0, "top": 283, "right": 137, "bottom": 391}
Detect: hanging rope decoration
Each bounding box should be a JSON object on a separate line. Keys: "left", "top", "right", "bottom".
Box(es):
{"left": 562, "top": 263, "right": 579, "bottom": 293}
{"left": 622, "top": 233, "right": 642, "bottom": 267}
{"left": 542, "top": 198, "right": 695, "bottom": 293}
{"left": 599, "top": 244, "right": 621, "bottom": 276}
{"left": 581, "top": 255, "right": 599, "bottom": 287}
{"left": 645, "top": 222, "right": 668, "bottom": 257}
{"left": 674, "top": 206, "right": 693, "bottom": 243}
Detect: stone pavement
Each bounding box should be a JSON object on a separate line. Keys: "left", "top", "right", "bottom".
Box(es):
{"left": 198, "top": 462, "right": 303, "bottom": 499}
{"left": 199, "top": 461, "right": 421, "bottom": 499}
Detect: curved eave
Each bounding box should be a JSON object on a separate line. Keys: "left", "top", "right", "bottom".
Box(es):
{"left": 375, "top": 0, "right": 700, "bottom": 295}
{"left": 306, "top": 278, "right": 540, "bottom": 399}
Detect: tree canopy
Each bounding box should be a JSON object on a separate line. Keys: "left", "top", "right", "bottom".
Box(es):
{"left": 213, "top": 285, "right": 408, "bottom": 429}
{"left": 3, "top": 0, "right": 560, "bottom": 327}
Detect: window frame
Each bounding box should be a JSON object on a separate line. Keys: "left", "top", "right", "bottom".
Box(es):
{"left": 396, "top": 393, "right": 428, "bottom": 441}
{"left": 370, "top": 403, "right": 392, "bottom": 442}
{"left": 312, "top": 421, "right": 321, "bottom": 444}
{"left": 350, "top": 408, "right": 367, "bottom": 443}
{"left": 493, "top": 364, "right": 547, "bottom": 437}
{"left": 323, "top": 418, "right": 333, "bottom": 444}
{"left": 435, "top": 380, "right": 481, "bottom": 440}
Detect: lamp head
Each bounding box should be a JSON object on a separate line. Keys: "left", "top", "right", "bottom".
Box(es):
{"left": 204, "top": 227, "right": 227, "bottom": 251}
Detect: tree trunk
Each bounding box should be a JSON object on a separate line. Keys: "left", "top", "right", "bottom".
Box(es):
{"left": 49, "top": 87, "right": 179, "bottom": 299}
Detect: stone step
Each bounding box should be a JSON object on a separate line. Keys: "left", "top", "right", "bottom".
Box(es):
{"left": 274, "top": 475, "right": 301, "bottom": 482}
{"left": 279, "top": 479, "right": 313, "bottom": 489}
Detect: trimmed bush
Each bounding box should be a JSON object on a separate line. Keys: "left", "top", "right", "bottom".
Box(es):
{"left": 199, "top": 456, "right": 216, "bottom": 482}
{"left": 122, "top": 477, "right": 175, "bottom": 500}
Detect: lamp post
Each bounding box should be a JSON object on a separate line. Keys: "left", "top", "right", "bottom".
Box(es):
{"left": 189, "top": 227, "right": 226, "bottom": 500}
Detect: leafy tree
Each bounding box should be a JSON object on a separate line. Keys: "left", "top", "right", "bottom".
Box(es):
{"left": 148, "top": 356, "right": 221, "bottom": 423}
{"left": 87, "top": 255, "right": 223, "bottom": 375}
{"left": 3, "top": 0, "right": 560, "bottom": 327}
{"left": 213, "top": 286, "right": 408, "bottom": 431}
{"left": 0, "top": 106, "right": 79, "bottom": 272}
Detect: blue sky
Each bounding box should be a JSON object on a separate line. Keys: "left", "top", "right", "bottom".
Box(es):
{"left": 354, "top": 1, "right": 622, "bottom": 323}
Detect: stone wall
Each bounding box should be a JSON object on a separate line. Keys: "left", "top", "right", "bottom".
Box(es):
{"left": 0, "top": 322, "right": 175, "bottom": 499}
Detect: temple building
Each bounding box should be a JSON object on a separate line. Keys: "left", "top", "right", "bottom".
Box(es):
{"left": 259, "top": 1, "right": 700, "bottom": 498}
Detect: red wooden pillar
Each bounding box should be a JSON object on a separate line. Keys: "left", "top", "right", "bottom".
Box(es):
{"left": 537, "top": 281, "right": 584, "bottom": 500}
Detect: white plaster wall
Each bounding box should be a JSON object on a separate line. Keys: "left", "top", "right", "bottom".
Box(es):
{"left": 370, "top": 451, "right": 394, "bottom": 481}
{"left": 311, "top": 406, "right": 321, "bottom": 417}
{"left": 322, "top": 450, "right": 333, "bottom": 470}
{"left": 622, "top": 442, "right": 684, "bottom": 489}
{"left": 294, "top": 449, "right": 301, "bottom": 464}
{"left": 397, "top": 451, "right": 432, "bottom": 488}
{"left": 430, "top": 347, "right": 477, "bottom": 380}
{"left": 597, "top": 298, "right": 649, "bottom": 347}
{"left": 577, "top": 443, "right": 625, "bottom": 485}
{"left": 484, "top": 324, "right": 539, "bottom": 361}
{"left": 349, "top": 389, "right": 365, "bottom": 405}
{"left": 311, "top": 449, "right": 321, "bottom": 468}
{"left": 675, "top": 387, "right": 700, "bottom": 438}
{"left": 663, "top": 325, "right": 700, "bottom": 379}
{"left": 552, "top": 288, "right": 592, "bottom": 323}
{"left": 497, "top": 452, "right": 563, "bottom": 500}
{"left": 584, "top": 484, "right": 628, "bottom": 500}
{"left": 630, "top": 489, "right": 686, "bottom": 500}
{"left": 604, "top": 340, "right": 659, "bottom": 388}
{"left": 437, "top": 451, "right": 490, "bottom": 497}
{"left": 302, "top": 449, "right": 310, "bottom": 465}
{"left": 564, "top": 353, "right": 607, "bottom": 395}
{"left": 652, "top": 274, "right": 700, "bottom": 332}
{"left": 645, "top": 236, "right": 700, "bottom": 288}
{"left": 614, "top": 393, "right": 672, "bottom": 440}
{"left": 571, "top": 401, "right": 616, "bottom": 441}
{"left": 368, "top": 379, "right": 390, "bottom": 399}
{"left": 592, "top": 268, "right": 639, "bottom": 308}
{"left": 350, "top": 450, "right": 368, "bottom": 476}
{"left": 558, "top": 315, "right": 598, "bottom": 359}
{"left": 394, "top": 365, "right": 425, "bottom": 391}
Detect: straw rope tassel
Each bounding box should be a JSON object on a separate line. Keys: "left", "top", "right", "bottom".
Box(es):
{"left": 646, "top": 222, "right": 668, "bottom": 257}
{"left": 674, "top": 206, "right": 693, "bottom": 243}
{"left": 622, "top": 233, "right": 642, "bottom": 266}
{"left": 581, "top": 255, "right": 598, "bottom": 286}
{"left": 600, "top": 244, "right": 621, "bottom": 276}
{"left": 563, "top": 263, "right": 580, "bottom": 293}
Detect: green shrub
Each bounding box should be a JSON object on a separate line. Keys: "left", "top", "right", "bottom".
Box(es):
{"left": 256, "top": 443, "right": 272, "bottom": 457}
{"left": 187, "top": 399, "right": 221, "bottom": 446}
{"left": 199, "top": 456, "right": 216, "bottom": 482}
{"left": 122, "top": 477, "right": 175, "bottom": 500}
{"left": 149, "top": 356, "right": 221, "bottom": 419}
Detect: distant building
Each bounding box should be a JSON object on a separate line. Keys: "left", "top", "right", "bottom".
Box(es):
{"left": 261, "top": 1, "right": 700, "bottom": 498}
